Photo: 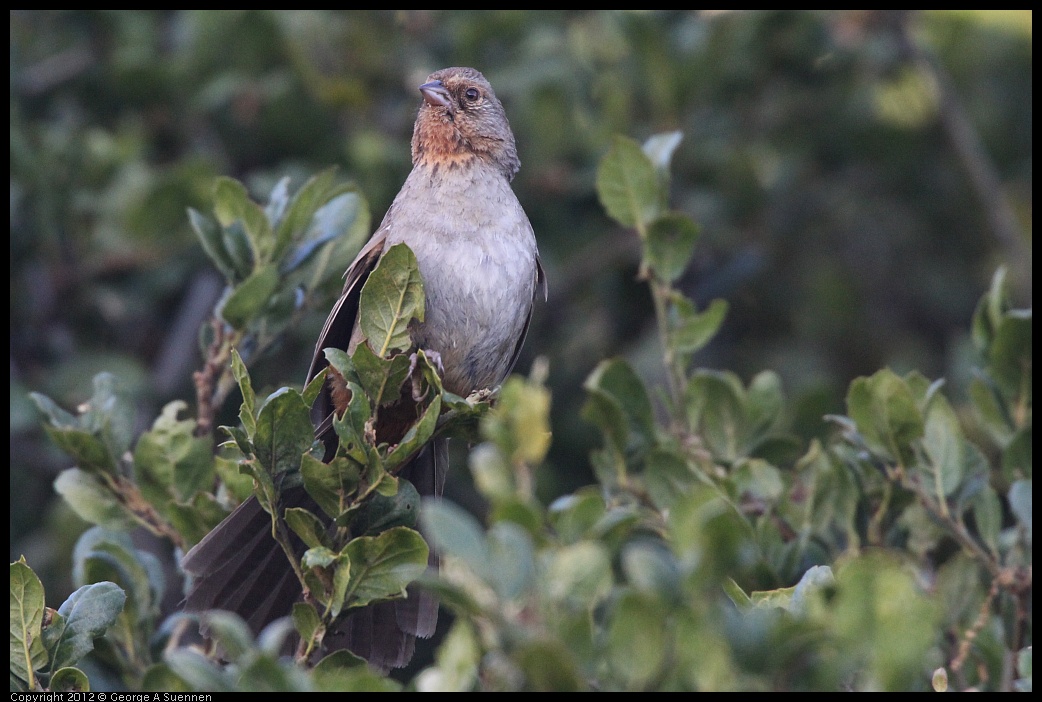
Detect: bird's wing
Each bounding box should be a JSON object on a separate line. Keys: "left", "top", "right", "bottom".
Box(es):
{"left": 307, "top": 230, "right": 387, "bottom": 449}
{"left": 503, "top": 256, "right": 547, "bottom": 380}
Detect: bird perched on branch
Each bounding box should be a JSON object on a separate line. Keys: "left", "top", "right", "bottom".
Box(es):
{"left": 182, "top": 66, "right": 545, "bottom": 671}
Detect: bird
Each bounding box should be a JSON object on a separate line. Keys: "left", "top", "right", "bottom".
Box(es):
{"left": 182, "top": 66, "right": 545, "bottom": 672}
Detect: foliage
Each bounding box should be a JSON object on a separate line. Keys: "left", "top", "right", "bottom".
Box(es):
{"left": 11, "top": 9, "right": 1032, "bottom": 693}
{"left": 18, "top": 128, "right": 1031, "bottom": 691}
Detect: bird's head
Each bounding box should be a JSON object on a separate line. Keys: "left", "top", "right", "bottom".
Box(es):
{"left": 411, "top": 66, "right": 520, "bottom": 180}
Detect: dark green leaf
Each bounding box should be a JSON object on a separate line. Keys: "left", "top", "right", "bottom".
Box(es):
{"left": 1003, "top": 427, "right": 1032, "bottom": 482}
{"left": 291, "top": 602, "right": 322, "bottom": 645}
{"left": 42, "top": 426, "right": 117, "bottom": 476}
{"left": 254, "top": 387, "right": 314, "bottom": 476}
{"left": 273, "top": 167, "right": 338, "bottom": 260}
{"left": 359, "top": 243, "right": 425, "bottom": 356}
{"left": 212, "top": 176, "right": 272, "bottom": 263}
{"left": 350, "top": 479, "right": 420, "bottom": 535}
{"left": 220, "top": 265, "right": 279, "bottom": 329}
{"left": 188, "top": 207, "right": 236, "bottom": 280}
{"left": 643, "top": 212, "right": 699, "bottom": 282}
{"left": 514, "top": 639, "right": 585, "bottom": 691}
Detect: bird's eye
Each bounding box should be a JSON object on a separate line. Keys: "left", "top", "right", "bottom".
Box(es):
{"left": 464, "top": 87, "right": 480, "bottom": 101}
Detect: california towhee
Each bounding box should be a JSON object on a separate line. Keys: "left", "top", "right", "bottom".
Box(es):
{"left": 182, "top": 67, "right": 545, "bottom": 671}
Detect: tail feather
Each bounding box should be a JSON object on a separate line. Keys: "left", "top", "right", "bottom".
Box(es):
{"left": 180, "top": 438, "right": 447, "bottom": 670}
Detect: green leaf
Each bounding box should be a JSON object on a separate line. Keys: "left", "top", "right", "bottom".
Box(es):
{"left": 969, "top": 375, "right": 1013, "bottom": 445}
{"left": 482, "top": 374, "right": 553, "bottom": 466}
{"left": 200, "top": 611, "right": 255, "bottom": 664}
{"left": 292, "top": 602, "right": 322, "bottom": 645}
{"left": 621, "top": 539, "right": 681, "bottom": 601}
{"left": 340, "top": 527, "right": 429, "bottom": 610}
{"left": 254, "top": 387, "right": 314, "bottom": 476}
{"left": 830, "top": 554, "right": 940, "bottom": 691}
{"left": 971, "top": 483, "right": 1002, "bottom": 555}
{"left": 273, "top": 167, "right": 338, "bottom": 260}
{"left": 287, "top": 192, "right": 370, "bottom": 289}
{"left": 212, "top": 176, "right": 272, "bottom": 263}
{"left": 141, "top": 663, "right": 191, "bottom": 692}
{"left": 748, "top": 565, "right": 834, "bottom": 616}
{"left": 418, "top": 619, "right": 480, "bottom": 692}
{"left": 921, "top": 393, "right": 965, "bottom": 498}
{"left": 285, "top": 507, "right": 330, "bottom": 549}
{"left": 27, "top": 391, "right": 77, "bottom": 429}
{"left": 163, "top": 649, "right": 234, "bottom": 692}
{"left": 220, "top": 264, "right": 280, "bottom": 330}
{"left": 845, "top": 369, "right": 924, "bottom": 465}
{"left": 644, "top": 448, "right": 700, "bottom": 511}
{"left": 50, "top": 582, "right": 126, "bottom": 672}
{"left": 596, "top": 135, "right": 662, "bottom": 229}
{"left": 188, "top": 207, "right": 236, "bottom": 281}
{"left": 73, "top": 528, "right": 156, "bottom": 624}
{"left": 41, "top": 426, "right": 117, "bottom": 476}
{"left": 1003, "top": 427, "right": 1032, "bottom": 482}
{"left": 231, "top": 349, "right": 257, "bottom": 437}
{"left": 10, "top": 559, "right": 48, "bottom": 689}
{"left": 607, "top": 590, "right": 667, "bottom": 687}
{"left": 671, "top": 295, "right": 728, "bottom": 355}
{"left": 514, "top": 639, "right": 584, "bottom": 692}
{"left": 301, "top": 454, "right": 360, "bottom": 521}
{"left": 421, "top": 501, "right": 489, "bottom": 578}
{"left": 989, "top": 310, "right": 1032, "bottom": 398}
{"left": 352, "top": 343, "right": 410, "bottom": 408}
{"left": 544, "top": 541, "right": 612, "bottom": 607}
{"left": 643, "top": 212, "right": 699, "bottom": 282}
{"left": 133, "top": 400, "right": 214, "bottom": 504}
{"left": 486, "top": 522, "right": 536, "bottom": 600}
{"left": 53, "top": 469, "right": 135, "bottom": 530}
{"left": 220, "top": 221, "right": 256, "bottom": 281}
{"left": 313, "top": 651, "right": 399, "bottom": 692}
{"left": 582, "top": 358, "right": 653, "bottom": 463}
{"left": 350, "top": 479, "right": 420, "bottom": 535}
{"left": 746, "top": 370, "right": 785, "bottom": 442}
{"left": 686, "top": 370, "right": 746, "bottom": 462}
{"left": 548, "top": 490, "right": 607, "bottom": 544}
{"left": 359, "top": 243, "right": 425, "bottom": 356}
{"left": 49, "top": 666, "right": 89, "bottom": 692}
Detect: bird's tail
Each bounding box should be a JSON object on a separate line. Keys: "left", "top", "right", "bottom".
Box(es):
{"left": 181, "top": 438, "right": 447, "bottom": 671}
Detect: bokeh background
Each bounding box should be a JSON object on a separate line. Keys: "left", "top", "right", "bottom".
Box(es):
{"left": 10, "top": 10, "right": 1032, "bottom": 603}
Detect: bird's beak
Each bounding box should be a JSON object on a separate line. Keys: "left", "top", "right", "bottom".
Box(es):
{"left": 419, "top": 80, "right": 452, "bottom": 111}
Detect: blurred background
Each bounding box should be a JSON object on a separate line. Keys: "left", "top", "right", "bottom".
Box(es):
{"left": 10, "top": 10, "right": 1032, "bottom": 603}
